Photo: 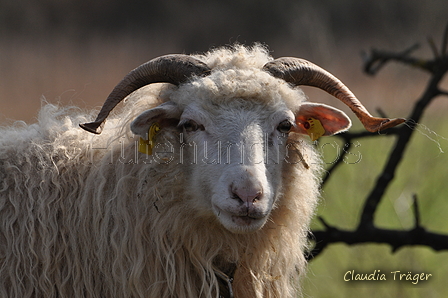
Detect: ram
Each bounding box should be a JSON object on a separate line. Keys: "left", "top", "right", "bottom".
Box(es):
{"left": 0, "top": 45, "right": 404, "bottom": 297}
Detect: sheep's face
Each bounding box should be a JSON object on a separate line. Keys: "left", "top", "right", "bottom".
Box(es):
{"left": 131, "top": 97, "right": 351, "bottom": 234}
{"left": 131, "top": 71, "right": 351, "bottom": 233}
{"left": 179, "top": 100, "right": 295, "bottom": 233}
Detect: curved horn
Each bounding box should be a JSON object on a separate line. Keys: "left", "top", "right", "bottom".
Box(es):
{"left": 263, "top": 57, "right": 405, "bottom": 132}
{"left": 80, "top": 55, "right": 211, "bottom": 134}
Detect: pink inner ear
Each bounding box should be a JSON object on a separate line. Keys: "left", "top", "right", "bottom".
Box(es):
{"left": 294, "top": 103, "right": 352, "bottom": 136}
{"left": 130, "top": 102, "right": 182, "bottom": 138}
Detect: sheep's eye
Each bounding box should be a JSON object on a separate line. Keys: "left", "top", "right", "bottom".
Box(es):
{"left": 182, "top": 120, "right": 200, "bottom": 132}
{"left": 277, "top": 120, "right": 293, "bottom": 134}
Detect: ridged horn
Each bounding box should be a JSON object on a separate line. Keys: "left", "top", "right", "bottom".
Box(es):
{"left": 80, "top": 54, "right": 211, "bottom": 134}
{"left": 263, "top": 57, "right": 405, "bottom": 132}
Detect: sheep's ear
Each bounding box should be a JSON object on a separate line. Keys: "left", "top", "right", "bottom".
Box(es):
{"left": 293, "top": 103, "right": 351, "bottom": 140}
{"left": 131, "top": 101, "right": 181, "bottom": 139}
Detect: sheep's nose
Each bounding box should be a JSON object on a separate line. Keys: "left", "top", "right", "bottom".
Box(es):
{"left": 231, "top": 183, "right": 263, "bottom": 205}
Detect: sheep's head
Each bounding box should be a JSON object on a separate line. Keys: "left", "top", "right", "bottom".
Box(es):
{"left": 80, "top": 46, "right": 405, "bottom": 233}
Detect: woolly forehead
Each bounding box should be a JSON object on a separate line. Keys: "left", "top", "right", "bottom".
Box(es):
{"left": 170, "top": 68, "right": 306, "bottom": 113}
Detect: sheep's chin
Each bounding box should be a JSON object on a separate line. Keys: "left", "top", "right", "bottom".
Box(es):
{"left": 214, "top": 207, "right": 268, "bottom": 234}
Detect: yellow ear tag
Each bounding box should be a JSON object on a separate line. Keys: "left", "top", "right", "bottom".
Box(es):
{"left": 138, "top": 123, "right": 161, "bottom": 155}
{"left": 304, "top": 117, "right": 325, "bottom": 141}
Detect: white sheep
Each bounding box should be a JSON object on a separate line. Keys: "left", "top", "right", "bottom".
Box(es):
{"left": 0, "top": 44, "right": 404, "bottom": 297}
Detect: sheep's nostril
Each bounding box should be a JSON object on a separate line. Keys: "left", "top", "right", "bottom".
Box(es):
{"left": 231, "top": 192, "right": 244, "bottom": 203}
{"left": 231, "top": 187, "right": 263, "bottom": 205}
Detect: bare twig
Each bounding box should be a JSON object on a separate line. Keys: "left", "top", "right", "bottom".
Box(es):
{"left": 362, "top": 43, "right": 421, "bottom": 75}
{"left": 359, "top": 54, "right": 446, "bottom": 226}
{"left": 307, "top": 217, "right": 448, "bottom": 261}
{"left": 321, "top": 127, "right": 401, "bottom": 185}
{"left": 441, "top": 23, "right": 448, "bottom": 56}
{"left": 375, "top": 107, "right": 388, "bottom": 118}
{"left": 412, "top": 194, "right": 421, "bottom": 228}
{"left": 309, "top": 26, "right": 448, "bottom": 260}
{"left": 428, "top": 36, "right": 440, "bottom": 59}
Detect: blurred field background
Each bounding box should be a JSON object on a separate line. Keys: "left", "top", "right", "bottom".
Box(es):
{"left": 0, "top": 0, "right": 447, "bottom": 297}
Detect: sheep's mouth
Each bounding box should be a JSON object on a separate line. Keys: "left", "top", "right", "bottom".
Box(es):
{"left": 215, "top": 206, "right": 268, "bottom": 233}
{"left": 218, "top": 207, "right": 266, "bottom": 221}
{"left": 231, "top": 214, "right": 263, "bottom": 226}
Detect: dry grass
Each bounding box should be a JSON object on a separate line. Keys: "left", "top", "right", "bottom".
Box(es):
{"left": 0, "top": 36, "right": 176, "bottom": 123}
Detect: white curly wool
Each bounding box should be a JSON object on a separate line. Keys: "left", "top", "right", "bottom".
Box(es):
{"left": 0, "top": 45, "right": 337, "bottom": 298}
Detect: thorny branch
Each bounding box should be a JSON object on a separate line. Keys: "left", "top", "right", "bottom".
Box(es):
{"left": 307, "top": 25, "right": 448, "bottom": 260}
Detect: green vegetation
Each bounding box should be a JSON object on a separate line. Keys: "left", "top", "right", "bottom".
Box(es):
{"left": 305, "top": 112, "right": 448, "bottom": 297}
